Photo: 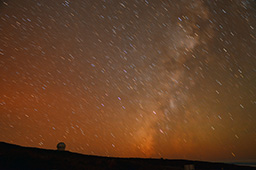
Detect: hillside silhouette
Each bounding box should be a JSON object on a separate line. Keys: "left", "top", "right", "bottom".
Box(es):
{"left": 0, "top": 142, "right": 255, "bottom": 170}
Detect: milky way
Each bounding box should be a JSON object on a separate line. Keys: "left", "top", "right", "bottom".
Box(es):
{"left": 0, "top": 0, "right": 256, "bottom": 162}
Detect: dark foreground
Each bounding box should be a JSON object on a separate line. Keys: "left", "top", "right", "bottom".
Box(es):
{"left": 0, "top": 142, "right": 255, "bottom": 170}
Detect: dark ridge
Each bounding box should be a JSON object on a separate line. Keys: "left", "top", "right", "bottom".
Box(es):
{"left": 0, "top": 141, "right": 255, "bottom": 170}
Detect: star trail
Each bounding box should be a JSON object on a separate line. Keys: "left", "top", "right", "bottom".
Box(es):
{"left": 0, "top": 0, "right": 255, "bottom": 162}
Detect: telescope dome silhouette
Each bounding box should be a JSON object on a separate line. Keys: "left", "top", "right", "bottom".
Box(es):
{"left": 57, "top": 142, "right": 66, "bottom": 151}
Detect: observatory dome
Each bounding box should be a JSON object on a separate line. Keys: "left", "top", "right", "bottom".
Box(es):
{"left": 57, "top": 142, "right": 66, "bottom": 151}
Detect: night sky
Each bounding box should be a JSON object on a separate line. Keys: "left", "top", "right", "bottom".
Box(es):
{"left": 0, "top": 0, "right": 256, "bottom": 162}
